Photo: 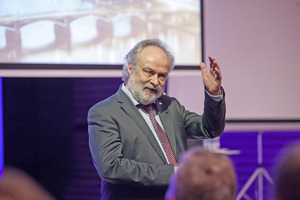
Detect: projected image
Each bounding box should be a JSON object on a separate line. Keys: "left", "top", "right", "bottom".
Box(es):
{"left": 0, "top": 0, "right": 201, "bottom": 65}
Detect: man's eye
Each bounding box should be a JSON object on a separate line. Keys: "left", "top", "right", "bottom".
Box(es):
{"left": 145, "top": 70, "right": 152, "bottom": 75}
{"left": 158, "top": 75, "right": 167, "bottom": 81}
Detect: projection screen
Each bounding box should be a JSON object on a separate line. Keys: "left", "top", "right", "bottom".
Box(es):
{"left": 0, "top": 0, "right": 202, "bottom": 76}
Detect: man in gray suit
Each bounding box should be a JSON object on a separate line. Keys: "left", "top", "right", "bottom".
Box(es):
{"left": 88, "top": 39, "right": 226, "bottom": 200}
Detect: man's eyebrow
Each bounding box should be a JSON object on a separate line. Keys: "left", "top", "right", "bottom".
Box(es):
{"left": 143, "top": 67, "right": 152, "bottom": 70}
{"left": 143, "top": 67, "right": 154, "bottom": 72}
{"left": 143, "top": 66, "right": 168, "bottom": 74}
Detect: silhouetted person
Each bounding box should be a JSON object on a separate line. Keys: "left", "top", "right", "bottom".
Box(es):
{"left": 0, "top": 166, "right": 56, "bottom": 200}
{"left": 272, "top": 141, "right": 300, "bottom": 200}
{"left": 165, "top": 147, "right": 237, "bottom": 200}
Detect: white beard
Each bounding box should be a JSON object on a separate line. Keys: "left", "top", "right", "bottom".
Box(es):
{"left": 127, "top": 72, "right": 165, "bottom": 105}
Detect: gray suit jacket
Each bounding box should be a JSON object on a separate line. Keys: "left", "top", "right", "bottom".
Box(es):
{"left": 88, "top": 86, "right": 226, "bottom": 200}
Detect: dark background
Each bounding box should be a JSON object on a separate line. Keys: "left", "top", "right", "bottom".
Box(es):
{"left": 3, "top": 78, "right": 122, "bottom": 199}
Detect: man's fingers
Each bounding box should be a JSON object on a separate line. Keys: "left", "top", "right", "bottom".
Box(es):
{"left": 209, "top": 56, "right": 221, "bottom": 71}
{"left": 202, "top": 57, "right": 222, "bottom": 82}
{"left": 200, "top": 63, "right": 207, "bottom": 74}
{"left": 214, "top": 67, "right": 222, "bottom": 81}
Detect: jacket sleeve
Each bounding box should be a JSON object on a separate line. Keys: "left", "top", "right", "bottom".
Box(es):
{"left": 176, "top": 87, "right": 226, "bottom": 138}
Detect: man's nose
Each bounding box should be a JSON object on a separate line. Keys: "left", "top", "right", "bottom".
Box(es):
{"left": 150, "top": 74, "right": 159, "bottom": 86}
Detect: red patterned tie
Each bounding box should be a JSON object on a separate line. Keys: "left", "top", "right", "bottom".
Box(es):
{"left": 141, "top": 104, "right": 177, "bottom": 166}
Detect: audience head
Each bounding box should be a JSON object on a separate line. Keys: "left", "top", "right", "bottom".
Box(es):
{"left": 165, "top": 147, "right": 237, "bottom": 200}
{"left": 272, "top": 141, "right": 300, "bottom": 200}
{"left": 0, "top": 166, "right": 56, "bottom": 200}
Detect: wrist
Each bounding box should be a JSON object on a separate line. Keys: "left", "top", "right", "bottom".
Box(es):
{"left": 206, "top": 87, "right": 222, "bottom": 96}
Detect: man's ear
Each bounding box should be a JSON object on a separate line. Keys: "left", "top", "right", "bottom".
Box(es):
{"left": 127, "top": 64, "right": 133, "bottom": 75}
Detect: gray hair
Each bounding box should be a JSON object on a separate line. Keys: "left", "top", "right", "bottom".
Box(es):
{"left": 122, "top": 38, "right": 175, "bottom": 82}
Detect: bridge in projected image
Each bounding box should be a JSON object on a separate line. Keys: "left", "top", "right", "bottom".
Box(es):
{"left": 0, "top": 6, "right": 199, "bottom": 63}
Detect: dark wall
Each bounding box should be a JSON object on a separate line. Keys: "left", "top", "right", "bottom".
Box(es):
{"left": 3, "top": 78, "right": 73, "bottom": 199}
{"left": 2, "top": 77, "right": 122, "bottom": 200}
{"left": 64, "top": 78, "right": 123, "bottom": 200}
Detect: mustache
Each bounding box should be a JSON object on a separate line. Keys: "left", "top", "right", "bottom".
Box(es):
{"left": 144, "top": 83, "right": 162, "bottom": 90}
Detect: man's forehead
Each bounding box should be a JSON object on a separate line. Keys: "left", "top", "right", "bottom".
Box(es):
{"left": 139, "top": 46, "right": 166, "bottom": 58}
{"left": 139, "top": 47, "right": 169, "bottom": 63}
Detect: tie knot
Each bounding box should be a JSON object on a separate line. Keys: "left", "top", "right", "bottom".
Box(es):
{"left": 137, "top": 103, "right": 153, "bottom": 113}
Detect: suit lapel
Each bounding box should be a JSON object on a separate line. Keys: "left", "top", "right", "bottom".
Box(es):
{"left": 116, "top": 88, "right": 168, "bottom": 164}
